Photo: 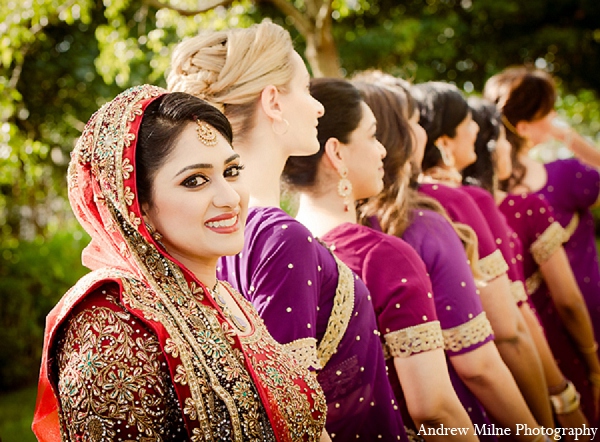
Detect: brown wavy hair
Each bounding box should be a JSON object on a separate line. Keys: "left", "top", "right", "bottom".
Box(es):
{"left": 483, "top": 67, "right": 556, "bottom": 191}
{"left": 350, "top": 74, "right": 482, "bottom": 280}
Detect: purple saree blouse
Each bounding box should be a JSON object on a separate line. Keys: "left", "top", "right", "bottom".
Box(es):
{"left": 320, "top": 222, "right": 444, "bottom": 436}
{"left": 418, "top": 183, "right": 509, "bottom": 283}
{"left": 500, "top": 191, "right": 598, "bottom": 424}
{"left": 402, "top": 209, "right": 496, "bottom": 440}
{"left": 218, "top": 207, "right": 407, "bottom": 441}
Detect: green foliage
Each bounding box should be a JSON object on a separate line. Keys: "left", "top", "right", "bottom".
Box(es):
{"left": 0, "top": 227, "right": 89, "bottom": 390}
{"left": 0, "top": 384, "right": 37, "bottom": 442}
{"left": 2, "top": 0, "right": 600, "bottom": 394}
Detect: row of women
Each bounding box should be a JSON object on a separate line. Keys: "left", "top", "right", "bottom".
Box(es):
{"left": 32, "top": 20, "right": 600, "bottom": 442}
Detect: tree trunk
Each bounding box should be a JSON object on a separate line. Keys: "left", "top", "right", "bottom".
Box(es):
{"left": 304, "top": 29, "right": 342, "bottom": 78}
{"left": 262, "top": 0, "right": 341, "bottom": 78}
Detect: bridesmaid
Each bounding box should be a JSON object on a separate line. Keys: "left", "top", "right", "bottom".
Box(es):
{"left": 354, "top": 74, "right": 551, "bottom": 441}
{"left": 283, "top": 77, "right": 478, "bottom": 441}
{"left": 464, "top": 96, "right": 600, "bottom": 428}
{"left": 167, "top": 21, "right": 406, "bottom": 440}
{"left": 484, "top": 70, "right": 600, "bottom": 405}
{"left": 411, "top": 80, "right": 554, "bottom": 428}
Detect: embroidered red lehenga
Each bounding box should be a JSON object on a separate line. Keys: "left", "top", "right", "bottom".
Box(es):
{"left": 32, "top": 85, "right": 326, "bottom": 441}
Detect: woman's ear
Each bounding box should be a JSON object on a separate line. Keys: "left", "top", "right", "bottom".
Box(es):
{"left": 141, "top": 204, "right": 151, "bottom": 223}
{"left": 515, "top": 120, "right": 530, "bottom": 139}
{"left": 259, "top": 85, "right": 284, "bottom": 121}
{"left": 323, "top": 137, "right": 345, "bottom": 175}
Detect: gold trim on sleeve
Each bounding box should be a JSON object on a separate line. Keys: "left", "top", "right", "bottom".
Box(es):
{"left": 510, "top": 281, "right": 528, "bottom": 304}
{"left": 442, "top": 312, "right": 494, "bottom": 353}
{"left": 478, "top": 249, "right": 509, "bottom": 282}
{"left": 283, "top": 338, "right": 321, "bottom": 371}
{"left": 531, "top": 222, "right": 568, "bottom": 265}
{"left": 316, "top": 253, "right": 355, "bottom": 368}
{"left": 563, "top": 212, "right": 580, "bottom": 241}
{"left": 384, "top": 320, "right": 444, "bottom": 358}
{"left": 526, "top": 271, "right": 544, "bottom": 295}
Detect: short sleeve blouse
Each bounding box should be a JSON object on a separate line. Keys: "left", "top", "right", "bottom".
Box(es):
{"left": 402, "top": 209, "right": 494, "bottom": 355}
{"left": 321, "top": 223, "right": 443, "bottom": 358}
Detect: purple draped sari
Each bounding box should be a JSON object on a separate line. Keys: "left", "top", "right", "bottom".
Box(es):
{"left": 418, "top": 183, "right": 509, "bottom": 282}
{"left": 533, "top": 159, "right": 600, "bottom": 343}
{"left": 218, "top": 207, "right": 407, "bottom": 440}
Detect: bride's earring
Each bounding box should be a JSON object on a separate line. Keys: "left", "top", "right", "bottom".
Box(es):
{"left": 145, "top": 221, "right": 164, "bottom": 244}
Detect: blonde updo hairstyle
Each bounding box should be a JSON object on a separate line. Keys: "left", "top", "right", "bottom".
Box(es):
{"left": 167, "top": 21, "right": 295, "bottom": 140}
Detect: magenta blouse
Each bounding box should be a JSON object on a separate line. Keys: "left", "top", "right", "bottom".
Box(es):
{"left": 462, "top": 185, "right": 528, "bottom": 305}
{"left": 321, "top": 222, "right": 444, "bottom": 435}
{"left": 500, "top": 191, "right": 598, "bottom": 425}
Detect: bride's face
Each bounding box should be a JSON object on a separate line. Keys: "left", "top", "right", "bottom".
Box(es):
{"left": 143, "top": 122, "right": 249, "bottom": 271}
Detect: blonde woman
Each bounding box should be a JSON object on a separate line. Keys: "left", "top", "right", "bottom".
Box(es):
{"left": 167, "top": 22, "right": 407, "bottom": 440}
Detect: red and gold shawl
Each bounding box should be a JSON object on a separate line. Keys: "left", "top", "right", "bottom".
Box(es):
{"left": 32, "top": 85, "right": 325, "bottom": 441}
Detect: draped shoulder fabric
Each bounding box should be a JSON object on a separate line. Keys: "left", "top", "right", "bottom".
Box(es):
{"left": 500, "top": 191, "right": 598, "bottom": 425}
{"left": 32, "top": 85, "right": 326, "bottom": 442}
{"left": 218, "top": 207, "right": 408, "bottom": 441}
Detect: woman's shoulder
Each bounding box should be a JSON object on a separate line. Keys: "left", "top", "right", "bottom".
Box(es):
{"left": 409, "top": 207, "right": 452, "bottom": 228}
{"left": 460, "top": 184, "right": 495, "bottom": 205}
{"left": 545, "top": 157, "right": 598, "bottom": 177}
{"left": 504, "top": 192, "right": 552, "bottom": 212}
{"left": 419, "top": 182, "right": 480, "bottom": 209}
{"left": 245, "top": 206, "right": 321, "bottom": 249}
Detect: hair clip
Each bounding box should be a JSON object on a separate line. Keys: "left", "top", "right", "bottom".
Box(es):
{"left": 196, "top": 120, "right": 218, "bottom": 146}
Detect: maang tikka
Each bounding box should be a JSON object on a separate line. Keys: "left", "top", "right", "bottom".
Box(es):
{"left": 196, "top": 120, "right": 218, "bottom": 146}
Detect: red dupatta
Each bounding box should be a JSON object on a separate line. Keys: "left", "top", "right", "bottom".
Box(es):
{"left": 32, "top": 85, "right": 325, "bottom": 441}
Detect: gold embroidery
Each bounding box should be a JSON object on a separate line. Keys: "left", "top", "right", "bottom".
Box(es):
{"left": 384, "top": 320, "right": 444, "bottom": 358}
{"left": 442, "top": 312, "right": 493, "bottom": 352}
{"left": 120, "top": 274, "right": 269, "bottom": 441}
{"left": 479, "top": 249, "right": 509, "bottom": 282}
{"left": 526, "top": 271, "right": 544, "bottom": 295}
{"left": 284, "top": 338, "right": 321, "bottom": 370}
{"left": 406, "top": 427, "right": 427, "bottom": 442}
{"left": 564, "top": 213, "right": 580, "bottom": 241}
{"left": 317, "top": 252, "right": 355, "bottom": 368}
{"left": 59, "top": 85, "right": 326, "bottom": 441}
{"left": 232, "top": 284, "right": 327, "bottom": 441}
{"left": 510, "top": 280, "right": 528, "bottom": 304}
{"left": 531, "top": 222, "right": 568, "bottom": 265}
{"left": 55, "top": 293, "right": 185, "bottom": 440}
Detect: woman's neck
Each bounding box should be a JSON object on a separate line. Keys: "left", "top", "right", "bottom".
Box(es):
{"left": 234, "top": 134, "right": 288, "bottom": 208}
{"left": 422, "top": 165, "right": 463, "bottom": 186}
{"left": 295, "top": 191, "right": 357, "bottom": 238}
{"left": 171, "top": 253, "right": 218, "bottom": 289}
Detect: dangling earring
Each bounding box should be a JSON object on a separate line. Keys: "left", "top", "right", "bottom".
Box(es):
{"left": 337, "top": 166, "right": 353, "bottom": 212}
{"left": 272, "top": 118, "right": 290, "bottom": 136}
{"left": 436, "top": 144, "right": 454, "bottom": 168}
{"left": 145, "top": 221, "right": 164, "bottom": 244}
